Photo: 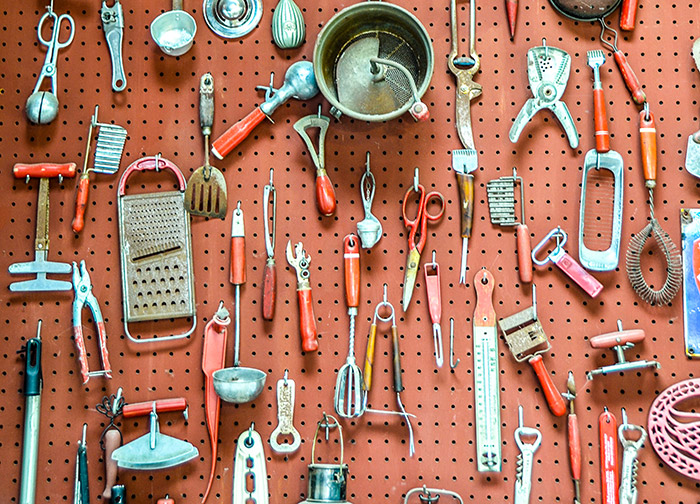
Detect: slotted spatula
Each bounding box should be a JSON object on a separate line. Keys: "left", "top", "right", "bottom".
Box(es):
{"left": 185, "top": 73, "right": 227, "bottom": 219}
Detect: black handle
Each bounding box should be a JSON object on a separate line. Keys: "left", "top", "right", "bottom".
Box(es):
{"left": 391, "top": 325, "right": 403, "bottom": 393}
{"left": 79, "top": 444, "right": 90, "bottom": 504}
{"left": 23, "top": 338, "right": 42, "bottom": 396}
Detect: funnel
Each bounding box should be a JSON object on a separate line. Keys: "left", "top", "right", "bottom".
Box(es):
{"left": 150, "top": 0, "right": 197, "bottom": 56}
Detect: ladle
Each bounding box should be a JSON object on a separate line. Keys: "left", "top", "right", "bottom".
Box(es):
{"left": 549, "top": 0, "right": 646, "bottom": 104}
{"left": 150, "top": 0, "right": 197, "bottom": 56}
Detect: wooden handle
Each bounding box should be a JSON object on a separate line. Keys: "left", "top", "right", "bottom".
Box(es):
{"left": 455, "top": 172, "right": 475, "bottom": 239}
{"left": 297, "top": 288, "right": 318, "bottom": 352}
{"left": 343, "top": 235, "right": 360, "bottom": 309}
{"left": 363, "top": 323, "right": 377, "bottom": 391}
{"left": 620, "top": 0, "right": 638, "bottom": 31}
{"left": 529, "top": 355, "right": 567, "bottom": 417}
{"left": 230, "top": 236, "right": 246, "bottom": 285}
{"left": 599, "top": 409, "right": 619, "bottom": 504}
{"left": 639, "top": 110, "right": 657, "bottom": 185}
{"left": 391, "top": 325, "right": 403, "bottom": 393}
{"left": 262, "top": 260, "right": 276, "bottom": 321}
{"left": 505, "top": 0, "right": 518, "bottom": 39}
{"left": 516, "top": 224, "right": 533, "bottom": 283}
{"left": 473, "top": 269, "right": 495, "bottom": 326}
{"left": 72, "top": 174, "right": 90, "bottom": 233}
{"left": 593, "top": 88, "right": 611, "bottom": 153}
{"left": 122, "top": 397, "right": 188, "bottom": 418}
{"left": 13, "top": 162, "right": 77, "bottom": 179}
{"left": 211, "top": 107, "right": 267, "bottom": 160}
{"left": 613, "top": 51, "right": 646, "bottom": 105}
{"left": 568, "top": 413, "right": 582, "bottom": 480}
{"left": 315, "top": 171, "right": 336, "bottom": 216}
{"left": 101, "top": 429, "right": 121, "bottom": 500}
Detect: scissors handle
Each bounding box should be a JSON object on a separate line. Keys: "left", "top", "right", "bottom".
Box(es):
{"left": 423, "top": 191, "right": 446, "bottom": 221}
{"left": 38, "top": 11, "right": 75, "bottom": 50}
{"left": 401, "top": 185, "right": 426, "bottom": 228}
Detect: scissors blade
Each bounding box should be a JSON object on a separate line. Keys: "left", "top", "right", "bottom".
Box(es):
{"left": 402, "top": 248, "right": 422, "bottom": 311}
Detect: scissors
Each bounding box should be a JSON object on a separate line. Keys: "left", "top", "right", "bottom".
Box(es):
{"left": 26, "top": 2, "right": 75, "bottom": 124}
{"left": 401, "top": 183, "right": 445, "bottom": 311}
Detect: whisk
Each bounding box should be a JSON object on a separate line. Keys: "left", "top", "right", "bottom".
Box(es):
{"left": 625, "top": 106, "right": 682, "bottom": 306}
{"left": 334, "top": 234, "right": 365, "bottom": 418}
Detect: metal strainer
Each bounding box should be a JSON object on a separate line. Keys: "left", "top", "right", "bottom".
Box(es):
{"left": 313, "top": 1, "right": 433, "bottom": 122}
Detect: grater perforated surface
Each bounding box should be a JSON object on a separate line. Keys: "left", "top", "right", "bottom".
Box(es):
{"left": 1, "top": 1, "right": 700, "bottom": 503}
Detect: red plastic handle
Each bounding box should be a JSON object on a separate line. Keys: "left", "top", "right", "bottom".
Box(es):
{"left": 613, "top": 51, "right": 646, "bottom": 105}
{"left": 13, "top": 162, "right": 77, "bottom": 179}
{"left": 505, "top": 0, "right": 518, "bottom": 39}
{"left": 297, "top": 288, "right": 318, "bottom": 352}
{"left": 529, "top": 354, "right": 567, "bottom": 417}
{"left": 118, "top": 156, "right": 186, "bottom": 196}
{"left": 599, "top": 409, "right": 619, "bottom": 504}
{"left": 211, "top": 107, "right": 267, "bottom": 160}
{"left": 262, "top": 261, "right": 276, "bottom": 321}
{"left": 423, "top": 262, "right": 442, "bottom": 325}
{"left": 72, "top": 175, "right": 90, "bottom": 233}
{"left": 315, "top": 172, "right": 337, "bottom": 216}
{"left": 157, "top": 498, "right": 175, "bottom": 504}
{"left": 230, "top": 236, "right": 246, "bottom": 286}
{"left": 122, "top": 397, "right": 188, "bottom": 418}
{"left": 101, "top": 429, "right": 121, "bottom": 500}
{"left": 343, "top": 234, "right": 360, "bottom": 309}
{"left": 593, "top": 88, "right": 611, "bottom": 153}
{"left": 590, "top": 329, "right": 645, "bottom": 349}
{"left": 639, "top": 110, "right": 657, "bottom": 185}
{"left": 568, "top": 413, "right": 582, "bottom": 480}
{"left": 553, "top": 251, "right": 604, "bottom": 298}
{"left": 516, "top": 224, "right": 533, "bottom": 283}
{"left": 619, "top": 0, "right": 638, "bottom": 31}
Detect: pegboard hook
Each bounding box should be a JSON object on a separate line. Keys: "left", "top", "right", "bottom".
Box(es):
{"left": 414, "top": 167, "right": 420, "bottom": 192}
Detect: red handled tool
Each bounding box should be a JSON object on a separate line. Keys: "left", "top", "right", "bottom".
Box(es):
{"left": 498, "top": 285, "right": 567, "bottom": 417}
{"left": 587, "top": 50, "right": 611, "bottom": 153}
{"left": 505, "top": 0, "right": 518, "bottom": 40}
{"left": 293, "top": 107, "right": 337, "bottom": 217}
{"left": 211, "top": 61, "right": 319, "bottom": 160}
{"left": 599, "top": 407, "right": 619, "bottom": 504}
{"left": 619, "top": 0, "right": 638, "bottom": 31}
{"left": 201, "top": 303, "right": 230, "bottom": 503}
{"left": 423, "top": 251, "right": 444, "bottom": 368}
{"left": 72, "top": 259, "right": 111, "bottom": 384}
{"left": 286, "top": 240, "right": 319, "bottom": 352}
{"left": 158, "top": 495, "right": 175, "bottom": 504}
{"left": 600, "top": 28, "right": 646, "bottom": 105}
{"left": 122, "top": 398, "right": 188, "bottom": 418}
{"left": 262, "top": 169, "right": 277, "bottom": 320}
{"left": 565, "top": 372, "right": 582, "bottom": 504}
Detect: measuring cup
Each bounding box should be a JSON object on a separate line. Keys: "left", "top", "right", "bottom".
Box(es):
{"left": 150, "top": 0, "right": 197, "bottom": 56}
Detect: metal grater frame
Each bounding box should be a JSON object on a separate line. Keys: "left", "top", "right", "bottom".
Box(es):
{"left": 90, "top": 105, "right": 128, "bottom": 175}
{"left": 486, "top": 168, "right": 524, "bottom": 227}
{"left": 118, "top": 156, "right": 196, "bottom": 344}
{"left": 498, "top": 285, "right": 549, "bottom": 362}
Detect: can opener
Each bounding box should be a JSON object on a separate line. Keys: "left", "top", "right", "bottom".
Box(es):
{"left": 101, "top": 0, "right": 126, "bottom": 92}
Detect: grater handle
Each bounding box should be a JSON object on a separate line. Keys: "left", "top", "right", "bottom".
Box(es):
{"left": 529, "top": 355, "right": 567, "bottom": 417}
{"left": 118, "top": 156, "right": 186, "bottom": 196}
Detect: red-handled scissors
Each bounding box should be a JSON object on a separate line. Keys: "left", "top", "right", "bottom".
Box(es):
{"left": 401, "top": 184, "right": 445, "bottom": 311}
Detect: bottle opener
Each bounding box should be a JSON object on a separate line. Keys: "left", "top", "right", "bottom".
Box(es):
{"left": 599, "top": 408, "right": 619, "bottom": 504}
{"left": 101, "top": 0, "right": 126, "bottom": 92}
{"left": 233, "top": 424, "right": 269, "bottom": 504}
{"left": 531, "top": 226, "right": 603, "bottom": 298}
{"left": 270, "top": 371, "right": 301, "bottom": 454}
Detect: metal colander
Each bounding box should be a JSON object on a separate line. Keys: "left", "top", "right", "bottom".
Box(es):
{"left": 118, "top": 156, "right": 197, "bottom": 343}
{"left": 313, "top": 1, "right": 434, "bottom": 122}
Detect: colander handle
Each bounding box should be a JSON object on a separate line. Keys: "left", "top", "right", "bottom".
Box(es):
{"left": 118, "top": 156, "right": 187, "bottom": 196}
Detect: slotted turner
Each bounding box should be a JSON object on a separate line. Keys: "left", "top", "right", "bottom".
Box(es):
{"left": 185, "top": 73, "right": 227, "bottom": 219}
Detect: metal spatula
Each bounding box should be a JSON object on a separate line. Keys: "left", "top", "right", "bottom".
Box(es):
{"left": 185, "top": 73, "right": 227, "bottom": 219}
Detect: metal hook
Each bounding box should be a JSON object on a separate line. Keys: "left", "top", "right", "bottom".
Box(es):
{"left": 317, "top": 104, "right": 322, "bottom": 119}
{"left": 542, "top": 38, "right": 548, "bottom": 59}
{"left": 531, "top": 284, "right": 538, "bottom": 322}
{"left": 366, "top": 151, "right": 371, "bottom": 174}
{"left": 319, "top": 412, "right": 338, "bottom": 441}
{"left": 449, "top": 318, "right": 460, "bottom": 369}
{"left": 154, "top": 152, "right": 161, "bottom": 172}
{"left": 246, "top": 422, "right": 256, "bottom": 445}
{"left": 263, "top": 168, "right": 276, "bottom": 259}
{"left": 383, "top": 283, "right": 388, "bottom": 304}
{"left": 283, "top": 369, "right": 289, "bottom": 386}
{"left": 413, "top": 167, "right": 420, "bottom": 192}
{"left": 643, "top": 101, "right": 650, "bottom": 121}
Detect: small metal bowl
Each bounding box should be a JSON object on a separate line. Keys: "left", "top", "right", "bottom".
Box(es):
{"left": 213, "top": 367, "right": 267, "bottom": 403}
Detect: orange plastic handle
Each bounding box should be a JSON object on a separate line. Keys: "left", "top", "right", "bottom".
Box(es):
{"left": 639, "top": 110, "right": 657, "bottom": 185}
{"left": 122, "top": 397, "right": 188, "bottom": 418}
{"left": 262, "top": 261, "right": 276, "bottom": 321}
{"left": 516, "top": 224, "right": 533, "bottom": 283}
{"left": 613, "top": 51, "right": 646, "bottom": 105}
{"left": 297, "top": 288, "right": 318, "bottom": 352}
{"left": 72, "top": 175, "right": 90, "bottom": 233}
{"left": 599, "top": 409, "right": 619, "bottom": 504}
{"left": 315, "top": 172, "right": 337, "bottom": 217}
{"left": 230, "top": 236, "right": 246, "bottom": 286}
{"left": 619, "top": 0, "right": 638, "bottom": 31}
{"left": 211, "top": 107, "right": 267, "bottom": 160}
{"left": 101, "top": 429, "right": 121, "bottom": 500}
{"left": 568, "top": 413, "right": 582, "bottom": 480}
{"left": 529, "top": 355, "right": 567, "bottom": 417}
{"left": 593, "top": 88, "right": 610, "bottom": 153}
{"left": 13, "top": 162, "right": 77, "bottom": 179}
{"left": 343, "top": 234, "right": 360, "bottom": 309}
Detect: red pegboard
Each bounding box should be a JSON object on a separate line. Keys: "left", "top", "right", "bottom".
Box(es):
{"left": 2, "top": 0, "right": 700, "bottom": 503}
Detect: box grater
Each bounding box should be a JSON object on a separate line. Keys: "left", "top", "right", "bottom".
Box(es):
{"left": 117, "top": 155, "right": 196, "bottom": 344}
